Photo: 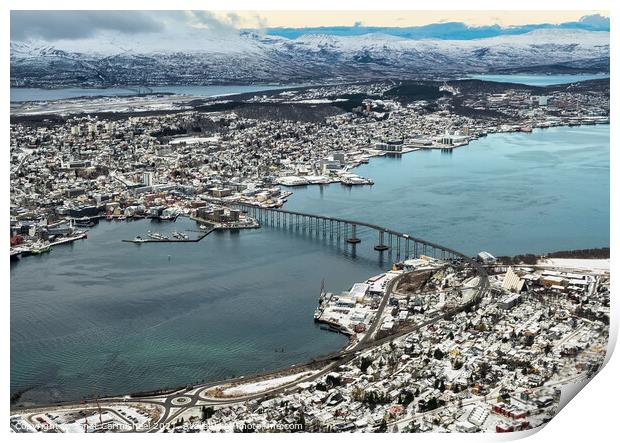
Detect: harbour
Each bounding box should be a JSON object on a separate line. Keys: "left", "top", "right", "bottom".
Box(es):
{"left": 10, "top": 115, "right": 609, "bottom": 406}
{"left": 121, "top": 227, "right": 215, "bottom": 244}
{"left": 7, "top": 9, "right": 612, "bottom": 433}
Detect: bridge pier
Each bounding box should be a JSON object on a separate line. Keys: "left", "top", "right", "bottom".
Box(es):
{"left": 374, "top": 230, "right": 389, "bottom": 251}
{"left": 346, "top": 223, "right": 361, "bottom": 244}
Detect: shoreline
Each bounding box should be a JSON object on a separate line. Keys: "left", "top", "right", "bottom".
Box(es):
{"left": 9, "top": 123, "right": 609, "bottom": 408}
{"left": 11, "top": 253, "right": 608, "bottom": 414}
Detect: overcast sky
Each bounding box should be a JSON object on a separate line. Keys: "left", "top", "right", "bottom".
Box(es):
{"left": 10, "top": 10, "right": 610, "bottom": 42}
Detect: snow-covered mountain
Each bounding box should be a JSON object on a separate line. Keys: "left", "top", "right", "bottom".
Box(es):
{"left": 10, "top": 29, "right": 609, "bottom": 88}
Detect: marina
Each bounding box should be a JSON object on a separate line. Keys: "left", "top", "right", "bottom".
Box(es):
{"left": 122, "top": 228, "right": 215, "bottom": 244}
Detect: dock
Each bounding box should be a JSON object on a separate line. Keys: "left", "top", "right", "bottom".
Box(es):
{"left": 122, "top": 228, "right": 215, "bottom": 244}
{"left": 49, "top": 231, "right": 88, "bottom": 247}
{"left": 10, "top": 232, "right": 88, "bottom": 260}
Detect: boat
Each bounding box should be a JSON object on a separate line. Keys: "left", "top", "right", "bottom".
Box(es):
{"left": 133, "top": 236, "right": 147, "bottom": 243}
{"left": 74, "top": 216, "right": 95, "bottom": 227}
{"left": 314, "top": 308, "right": 322, "bottom": 322}
{"left": 30, "top": 242, "right": 51, "bottom": 255}
{"left": 341, "top": 175, "right": 374, "bottom": 186}
{"left": 157, "top": 214, "right": 177, "bottom": 221}
{"left": 147, "top": 232, "right": 168, "bottom": 240}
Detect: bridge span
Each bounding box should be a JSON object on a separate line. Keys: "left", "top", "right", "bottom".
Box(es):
{"left": 231, "top": 202, "right": 489, "bottom": 306}
{"left": 231, "top": 203, "right": 480, "bottom": 264}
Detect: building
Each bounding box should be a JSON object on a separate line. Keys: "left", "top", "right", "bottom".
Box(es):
{"left": 477, "top": 251, "right": 497, "bottom": 264}
{"left": 498, "top": 293, "right": 522, "bottom": 310}
{"left": 321, "top": 158, "right": 342, "bottom": 174}
{"left": 195, "top": 207, "right": 240, "bottom": 223}
{"left": 332, "top": 152, "right": 345, "bottom": 165}
{"left": 502, "top": 267, "right": 525, "bottom": 292}
{"left": 142, "top": 171, "right": 153, "bottom": 187}
{"left": 208, "top": 188, "right": 233, "bottom": 198}
{"left": 375, "top": 139, "right": 403, "bottom": 152}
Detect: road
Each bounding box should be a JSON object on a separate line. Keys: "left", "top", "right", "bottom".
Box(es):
{"left": 141, "top": 264, "right": 488, "bottom": 430}
{"left": 138, "top": 270, "right": 410, "bottom": 429}
{"left": 12, "top": 261, "right": 489, "bottom": 433}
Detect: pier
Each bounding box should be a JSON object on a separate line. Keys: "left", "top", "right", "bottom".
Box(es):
{"left": 122, "top": 228, "right": 215, "bottom": 244}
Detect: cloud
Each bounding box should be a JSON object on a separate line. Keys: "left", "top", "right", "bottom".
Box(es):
{"left": 185, "top": 11, "right": 239, "bottom": 34}
{"left": 578, "top": 14, "right": 610, "bottom": 29}
{"left": 10, "top": 10, "right": 166, "bottom": 41}
{"left": 253, "top": 14, "right": 269, "bottom": 30}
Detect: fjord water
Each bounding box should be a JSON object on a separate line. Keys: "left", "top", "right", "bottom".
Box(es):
{"left": 467, "top": 73, "right": 609, "bottom": 86}
{"left": 285, "top": 125, "right": 610, "bottom": 256}
{"left": 11, "top": 73, "right": 610, "bottom": 102}
{"left": 11, "top": 124, "right": 609, "bottom": 404}
{"left": 9, "top": 84, "right": 302, "bottom": 103}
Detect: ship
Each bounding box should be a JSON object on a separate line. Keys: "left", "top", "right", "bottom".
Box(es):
{"left": 314, "top": 308, "right": 322, "bottom": 322}
{"left": 74, "top": 216, "right": 96, "bottom": 227}
{"left": 315, "top": 278, "right": 326, "bottom": 322}
{"left": 340, "top": 175, "right": 374, "bottom": 186}
{"left": 30, "top": 242, "right": 51, "bottom": 255}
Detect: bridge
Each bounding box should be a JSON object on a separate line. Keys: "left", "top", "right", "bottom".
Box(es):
{"left": 232, "top": 202, "right": 472, "bottom": 262}
{"left": 231, "top": 203, "right": 490, "bottom": 307}
{"left": 11, "top": 203, "right": 491, "bottom": 428}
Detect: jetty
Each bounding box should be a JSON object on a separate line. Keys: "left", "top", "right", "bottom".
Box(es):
{"left": 122, "top": 228, "right": 215, "bottom": 244}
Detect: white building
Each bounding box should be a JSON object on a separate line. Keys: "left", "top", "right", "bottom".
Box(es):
{"left": 142, "top": 171, "right": 153, "bottom": 187}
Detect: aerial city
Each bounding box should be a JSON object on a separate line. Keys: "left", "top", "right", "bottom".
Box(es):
{"left": 9, "top": 8, "right": 611, "bottom": 435}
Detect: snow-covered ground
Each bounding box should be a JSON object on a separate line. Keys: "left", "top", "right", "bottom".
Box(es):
{"left": 284, "top": 98, "right": 348, "bottom": 104}
{"left": 221, "top": 371, "right": 317, "bottom": 396}
{"left": 170, "top": 136, "right": 220, "bottom": 145}
{"left": 11, "top": 29, "right": 609, "bottom": 89}
{"left": 538, "top": 258, "right": 610, "bottom": 272}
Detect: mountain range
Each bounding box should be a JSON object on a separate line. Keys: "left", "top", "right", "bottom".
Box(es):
{"left": 10, "top": 29, "right": 610, "bottom": 88}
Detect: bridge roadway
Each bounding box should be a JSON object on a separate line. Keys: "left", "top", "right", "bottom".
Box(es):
{"left": 232, "top": 202, "right": 466, "bottom": 261}
{"left": 12, "top": 207, "right": 489, "bottom": 432}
